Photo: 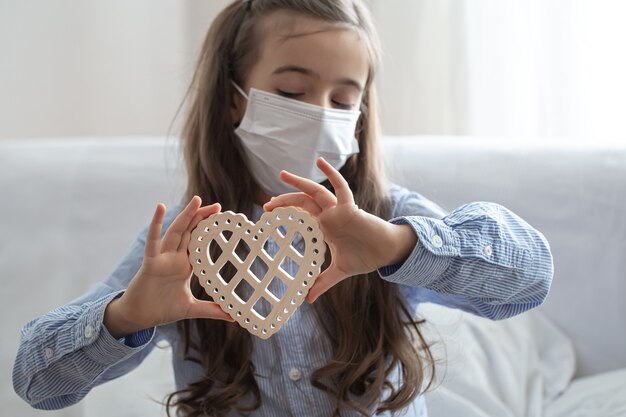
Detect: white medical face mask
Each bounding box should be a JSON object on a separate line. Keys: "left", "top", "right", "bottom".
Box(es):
{"left": 232, "top": 83, "right": 361, "bottom": 196}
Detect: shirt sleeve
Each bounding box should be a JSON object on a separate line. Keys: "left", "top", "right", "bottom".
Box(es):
{"left": 380, "top": 184, "right": 554, "bottom": 320}
{"left": 12, "top": 204, "right": 182, "bottom": 410}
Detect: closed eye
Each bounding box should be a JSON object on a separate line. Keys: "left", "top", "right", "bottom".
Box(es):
{"left": 332, "top": 100, "right": 356, "bottom": 110}
{"left": 277, "top": 90, "right": 304, "bottom": 98}
{"left": 277, "top": 90, "right": 356, "bottom": 110}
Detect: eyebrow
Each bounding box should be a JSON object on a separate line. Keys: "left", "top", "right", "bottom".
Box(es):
{"left": 272, "top": 65, "right": 364, "bottom": 91}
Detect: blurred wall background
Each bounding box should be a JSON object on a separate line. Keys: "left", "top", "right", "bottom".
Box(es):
{"left": 1, "top": 0, "right": 625, "bottom": 141}
{"left": 0, "top": 0, "right": 219, "bottom": 139}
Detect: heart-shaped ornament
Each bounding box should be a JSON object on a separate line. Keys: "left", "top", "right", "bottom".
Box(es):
{"left": 188, "top": 206, "right": 326, "bottom": 339}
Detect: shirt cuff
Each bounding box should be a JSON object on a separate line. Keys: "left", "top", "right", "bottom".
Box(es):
{"left": 377, "top": 216, "right": 455, "bottom": 287}
{"left": 79, "top": 292, "right": 156, "bottom": 366}
{"left": 121, "top": 328, "right": 154, "bottom": 348}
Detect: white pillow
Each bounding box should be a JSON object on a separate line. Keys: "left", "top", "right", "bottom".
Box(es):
{"left": 419, "top": 303, "right": 575, "bottom": 417}
{"left": 545, "top": 369, "right": 626, "bottom": 417}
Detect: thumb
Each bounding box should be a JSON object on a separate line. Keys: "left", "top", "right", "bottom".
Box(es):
{"left": 306, "top": 264, "right": 347, "bottom": 304}
{"left": 186, "top": 300, "right": 235, "bottom": 322}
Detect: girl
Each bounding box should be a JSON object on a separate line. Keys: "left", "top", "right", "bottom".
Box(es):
{"left": 13, "top": 0, "right": 553, "bottom": 416}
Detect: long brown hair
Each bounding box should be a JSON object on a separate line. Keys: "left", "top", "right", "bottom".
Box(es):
{"left": 165, "top": 1, "right": 435, "bottom": 415}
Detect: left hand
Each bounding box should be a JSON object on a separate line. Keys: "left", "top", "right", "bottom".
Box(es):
{"left": 263, "top": 157, "right": 416, "bottom": 303}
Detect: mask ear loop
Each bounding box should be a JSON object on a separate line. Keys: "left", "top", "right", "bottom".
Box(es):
{"left": 231, "top": 81, "right": 249, "bottom": 101}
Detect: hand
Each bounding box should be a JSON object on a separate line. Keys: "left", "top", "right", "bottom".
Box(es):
{"left": 104, "top": 196, "right": 234, "bottom": 339}
{"left": 263, "top": 157, "right": 417, "bottom": 304}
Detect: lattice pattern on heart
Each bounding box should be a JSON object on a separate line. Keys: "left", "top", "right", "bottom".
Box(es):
{"left": 188, "top": 206, "right": 326, "bottom": 339}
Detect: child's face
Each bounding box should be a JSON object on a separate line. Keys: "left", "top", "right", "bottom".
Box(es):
{"left": 233, "top": 10, "right": 370, "bottom": 121}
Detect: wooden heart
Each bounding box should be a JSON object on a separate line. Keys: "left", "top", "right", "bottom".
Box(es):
{"left": 188, "top": 206, "right": 326, "bottom": 339}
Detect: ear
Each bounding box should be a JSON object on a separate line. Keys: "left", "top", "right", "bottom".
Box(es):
{"left": 230, "top": 88, "right": 246, "bottom": 127}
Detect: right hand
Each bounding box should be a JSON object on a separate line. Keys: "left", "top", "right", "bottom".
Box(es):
{"left": 104, "top": 196, "right": 234, "bottom": 339}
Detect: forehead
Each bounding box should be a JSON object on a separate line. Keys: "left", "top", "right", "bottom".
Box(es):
{"left": 252, "top": 10, "right": 370, "bottom": 84}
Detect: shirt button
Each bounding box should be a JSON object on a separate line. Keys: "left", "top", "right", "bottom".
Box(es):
{"left": 483, "top": 245, "right": 493, "bottom": 256}
{"left": 84, "top": 324, "right": 94, "bottom": 339}
{"left": 288, "top": 367, "right": 301, "bottom": 381}
{"left": 44, "top": 347, "right": 54, "bottom": 359}
{"left": 432, "top": 235, "right": 443, "bottom": 248}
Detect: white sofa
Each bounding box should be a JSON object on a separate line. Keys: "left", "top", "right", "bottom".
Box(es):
{"left": 1, "top": 136, "right": 625, "bottom": 416}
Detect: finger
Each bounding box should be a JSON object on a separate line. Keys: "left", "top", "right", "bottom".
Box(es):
{"left": 306, "top": 264, "right": 348, "bottom": 304}
{"left": 279, "top": 170, "right": 337, "bottom": 210}
{"left": 316, "top": 157, "right": 355, "bottom": 205}
{"left": 188, "top": 213, "right": 203, "bottom": 234}
{"left": 263, "top": 193, "right": 322, "bottom": 216}
{"left": 187, "top": 203, "right": 222, "bottom": 233}
{"left": 178, "top": 229, "right": 191, "bottom": 252}
{"left": 186, "top": 300, "right": 235, "bottom": 322}
{"left": 162, "top": 196, "right": 202, "bottom": 252}
{"left": 145, "top": 203, "right": 166, "bottom": 258}
{"left": 195, "top": 203, "right": 222, "bottom": 221}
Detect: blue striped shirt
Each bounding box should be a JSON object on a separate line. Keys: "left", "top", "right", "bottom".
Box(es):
{"left": 13, "top": 183, "right": 553, "bottom": 416}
